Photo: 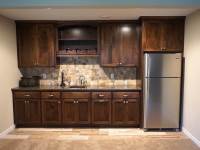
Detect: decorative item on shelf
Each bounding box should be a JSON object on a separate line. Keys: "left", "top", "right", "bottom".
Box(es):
{"left": 19, "top": 76, "right": 41, "bottom": 87}
{"left": 65, "top": 48, "right": 76, "bottom": 55}
{"left": 87, "top": 48, "right": 97, "bottom": 55}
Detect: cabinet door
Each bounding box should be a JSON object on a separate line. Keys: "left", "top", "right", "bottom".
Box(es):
{"left": 42, "top": 100, "right": 62, "bottom": 125}
{"left": 92, "top": 99, "right": 111, "bottom": 125}
{"left": 119, "top": 24, "right": 140, "bottom": 66}
{"left": 36, "top": 24, "right": 55, "bottom": 67}
{"left": 112, "top": 99, "right": 126, "bottom": 125}
{"left": 77, "top": 99, "right": 90, "bottom": 125}
{"left": 27, "top": 100, "right": 41, "bottom": 125}
{"left": 14, "top": 99, "right": 27, "bottom": 125}
{"left": 162, "top": 20, "right": 184, "bottom": 51}
{"left": 142, "top": 21, "right": 163, "bottom": 51}
{"left": 62, "top": 99, "right": 77, "bottom": 124}
{"left": 126, "top": 98, "right": 140, "bottom": 125}
{"left": 17, "top": 23, "right": 37, "bottom": 67}
{"left": 100, "top": 24, "right": 120, "bottom": 67}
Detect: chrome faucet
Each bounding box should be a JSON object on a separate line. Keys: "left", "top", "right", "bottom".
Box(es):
{"left": 79, "top": 75, "right": 86, "bottom": 86}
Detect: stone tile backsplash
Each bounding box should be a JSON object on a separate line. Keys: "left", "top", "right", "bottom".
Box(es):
{"left": 20, "top": 57, "right": 137, "bottom": 86}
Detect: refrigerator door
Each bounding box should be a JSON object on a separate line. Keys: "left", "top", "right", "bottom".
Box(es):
{"left": 144, "top": 53, "right": 182, "bottom": 78}
{"left": 144, "top": 77, "right": 181, "bottom": 129}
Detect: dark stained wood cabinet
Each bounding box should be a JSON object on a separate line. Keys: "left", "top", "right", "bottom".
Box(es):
{"left": 112, "top": 92, "right": 140, "bottom": 126}
{"left": 91, "top": 92, "right": 112, "bottom": 125}
{"left": 13, "top": 92, "right": 41, "bottom": 126}
{"left": 36, "top": 24, "right": 56, "bottom": 66}
{"left": 100, "top": 22, "right": 140, "bottom": 67}
{"left": 62, "top": 92, "right": 90, "bottom": 125}
{"left": 42, "top": 99, "right": 62, "bottom": 125}
{"left": 41, "top": 92, "right": 61, "bottom": 125}
{"left": 13, "top": 90, "right": 140, "bottom": 127}
{"left": 17, "top": 23, "right": 37, "bottom": 67}
{"left": 14, "top": 99, "right": 27, "bottom": 125}
{"left": 141, "top": 17, "right": 185, "bottom": 52}
{"left": 16, "top": 23, "right": 56, "bottom": 67}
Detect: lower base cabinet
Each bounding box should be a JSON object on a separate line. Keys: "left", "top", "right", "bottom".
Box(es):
{"left": 42, "top": 99, "right": 62, "bottom": 125}
{"left": 14, "top": 99, "right": 41, "bottom": 126}
{"left": 13, "top": 91, "right": 140, "bottom": 127}
{"left": 62, "top": 98, "right": 90, "bottom": 125}
{"left": 92, "top": 99, "right": 111, "bottom": 125}
{"left": 112, "top": 98, "right": 139, "bottom": 126}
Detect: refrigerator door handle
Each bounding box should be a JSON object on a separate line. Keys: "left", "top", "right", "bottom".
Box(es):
{"left": 144, "top": 54, "right": 149, "bottom": 77}
{"left": 144, "top": 78, "right": 149, "bottom": 127}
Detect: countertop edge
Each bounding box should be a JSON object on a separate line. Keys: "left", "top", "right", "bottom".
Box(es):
{"left": 11, "top": 86, "right": 142, "bottom": 91}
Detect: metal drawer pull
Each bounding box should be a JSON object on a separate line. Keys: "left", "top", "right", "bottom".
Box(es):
{"left": 98, "top": 99, "right": 106, "bottom": 102}
{"left": 24, "top": 94, "right": 30, "bottom": 97}
{"left": 49, "top": 94, "right": 54, "bottom": 97}
{"left": 123, "top": 94, "right": 128, "bottom": 97}
{"left": 98, "top": 94, "right": 104, "bottom": 97}
{"left": 73, "top": 101, "right": 76, "bottom": 103}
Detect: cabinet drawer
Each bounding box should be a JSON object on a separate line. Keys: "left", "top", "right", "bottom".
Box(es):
{"left": 113, "top": 92, "right": 140, "bottom": 99}
{"left": 14, "top": 91, "right": 40, "bottom": 99}
{"left": 41, "top": 92, "right": 60, "bottom": 99}
{"left": 92, "top": 92, "right": 112, "bottom": 99}
{"left": 62, "top": 92, "right": 90, "bottom": 99}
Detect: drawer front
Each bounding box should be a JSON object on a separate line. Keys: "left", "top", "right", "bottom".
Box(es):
{"left": 14, "top": 91, "right": 40, "bottom": 99}
{"left": 41, "top": 92, "right": 60, "bottom": 99}
{"left": 113, "top": 92, "right": 140, "bottom": 99}
{"left": 92, "top": 92, "right": 112, "bottom": 99}
{"left": 62, "top": 92, "right": 90, "bottom": 99}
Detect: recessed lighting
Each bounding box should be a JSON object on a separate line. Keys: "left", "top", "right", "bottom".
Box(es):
{"left": 121, "top": 26, "right": 131, "bottom": 33}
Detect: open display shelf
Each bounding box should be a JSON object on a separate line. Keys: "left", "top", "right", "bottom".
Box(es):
{"left": 56, "top": 25, "right": 98, "bottom": 58}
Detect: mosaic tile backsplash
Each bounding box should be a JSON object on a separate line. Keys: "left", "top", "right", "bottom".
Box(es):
{"left": 20, "top": 57, "right": 137, "bottom": 86}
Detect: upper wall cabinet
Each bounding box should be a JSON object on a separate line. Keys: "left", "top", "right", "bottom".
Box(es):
{"left": 141, "top": 17, "right": 185, "bottom": 52}
{"left": 17, "top": 23, "right": 56, "bottom": 67}
{"left": 100, "top": 22, "right": 140, "bottom": 67}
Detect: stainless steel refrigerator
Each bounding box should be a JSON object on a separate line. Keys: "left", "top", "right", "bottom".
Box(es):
{"left": 143, "top": 53, "right": 182, "bottom": 130}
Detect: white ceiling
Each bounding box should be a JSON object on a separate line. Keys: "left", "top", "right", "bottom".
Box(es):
{"left": 0, "top": 8, "right": 197, "bottom": 20}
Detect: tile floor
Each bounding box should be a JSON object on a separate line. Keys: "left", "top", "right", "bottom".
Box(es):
{"left": 0, "top": 128, "right": 199, "bottom": 150}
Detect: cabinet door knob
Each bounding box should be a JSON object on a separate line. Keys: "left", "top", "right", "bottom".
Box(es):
{"left": 123, "top": 100, "right": 126, "bottom": 104}
{"left": 73, "top": 100, "right": 76, "bottom": 103}
{"left": 126, "top": 101, "right": 128, "bottom": 104}
{"left": 76, "top": 101, "right": 79, "bottom": 104}
{"left": 58, "top": 101, "right": 61, "bottom": 104}
{"left": 119, "top": 62, "right": 122, "bottom": 65}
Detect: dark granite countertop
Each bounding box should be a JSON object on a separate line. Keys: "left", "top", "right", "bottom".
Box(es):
{"left": 12, "top": 85, "right": 142, "bottom": 91}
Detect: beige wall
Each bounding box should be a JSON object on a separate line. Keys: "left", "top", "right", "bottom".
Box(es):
{"left": 183, "top": 10, "right": 200, "bottom": 142}
{"left": 0, "top": 16, "right": 21, "bottom": 133}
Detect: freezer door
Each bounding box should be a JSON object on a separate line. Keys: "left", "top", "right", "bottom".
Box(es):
{"left": 144, "top": 53, "right": 182, "bottom": 78}
{"left": 144, "top": 78, "right": 181, "bottom": 129}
